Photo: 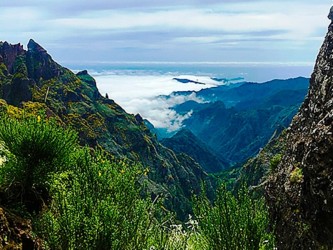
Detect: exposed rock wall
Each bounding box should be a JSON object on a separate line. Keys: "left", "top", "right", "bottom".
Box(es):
{"left": 266, "top": 11, "right": 333, "bottom": 249}
{"left": 0, "top": 42, "right": 25, "bottom": 74}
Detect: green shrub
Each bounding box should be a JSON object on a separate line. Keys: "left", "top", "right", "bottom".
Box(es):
{"left": 270, "top": 154, "right": 282, "bottom": 171}
{"left": 0, "top": 141, "right": 13, "bottom": 185}
{"left": 13, "top": 55, "right": 28, "bottom": 76}
{"left": 36, "top": 148, "right": 162, "bottom": 249}
{"left": 0, "top": 115, "right": 276, "bottom": 250}
{"left": 290, "top": 167, "right": 303, "bottom": 183}
{"left": 0, "top": 115, "right": 174, "bottom": 249}
{"left": 0, "top": 63, "right": 8, "bottom": 78}
{"left": 0, "top": 115, "right": 77, "bottom": 212}
{"left": 194, "top": 184, "right": 275, "bottom": 250}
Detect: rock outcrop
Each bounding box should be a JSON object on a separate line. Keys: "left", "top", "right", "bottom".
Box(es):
{"left": 26, "top": 39, "right": 62, "bottom": 82}
{"left": 0, "top": 42, "right": 25, "bottom": 74}
{"left": 266, "top": 9, "right": 333, "bottom": 249}
{"left": 0, "top": 207, "right": 43, "bottom": 249}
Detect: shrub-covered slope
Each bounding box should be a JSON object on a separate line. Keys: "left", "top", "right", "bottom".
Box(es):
{"left": 0, "top": 96, "right": 274, "bottom": 250}
{"left": 0, "top": 39, "right": 212, "bottom": 218}
{"left": 0, "top": 115, "right": 171, "bottom": 249}
{"left": 183, "top": 99, "right": 300, "bottom": 165}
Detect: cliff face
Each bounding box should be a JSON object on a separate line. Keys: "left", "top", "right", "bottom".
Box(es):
{"left": 266, "top": 11, "right": 333, "bottom": 249}
{"left": 0, "top": 41, "right": 25, "bottom": 74}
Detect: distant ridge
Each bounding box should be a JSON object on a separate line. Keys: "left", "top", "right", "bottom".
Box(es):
{"left": 156, "top": 77, "right": 309, "bottom": 166}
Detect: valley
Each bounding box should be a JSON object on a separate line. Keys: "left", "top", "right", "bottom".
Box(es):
{"left": 0, "top": 2, "right": 332, "bottom": 249}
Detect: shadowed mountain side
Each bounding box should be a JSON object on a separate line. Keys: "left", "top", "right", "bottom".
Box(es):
{"left": 161, "top": 129, "right": 229, "bottom": 173}
{"left": 183, "top": 99, "right": 300, "bottom": 165}
{"left": 157, "top": 77, "right": 309, "bottom": 167}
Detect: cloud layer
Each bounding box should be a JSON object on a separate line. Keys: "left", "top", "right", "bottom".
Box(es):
{"left": 93, "top": 72, "right": 218, "bottom": 131}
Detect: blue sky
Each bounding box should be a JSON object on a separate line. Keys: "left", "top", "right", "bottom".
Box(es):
{"left": 1, "top": 0, "right": 332, "bottom": 65}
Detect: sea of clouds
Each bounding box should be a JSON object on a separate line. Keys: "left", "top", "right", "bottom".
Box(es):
{"left": 92, "top": 71, "right": 221, "bottom": 132}
{"left": 88, "top": 62, "right": 313, "bottom": 132}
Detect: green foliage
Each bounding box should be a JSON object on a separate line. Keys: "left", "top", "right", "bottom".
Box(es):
{"left": 0, "top": 63, "right": 8, "bottom": 78}
{"left": 0, "top": 141, "right": 13, "bottom": 185}
{"left": 13, "top": 55, "right": 28, "bottom": 76}
{"left": 0, "top": 115, "right": 171, "bottom": 249}
{"left": 0, "top": 109, "right": 276, "bottom": 250}
{"left": 290, "top": 167, "right": 303, "bottom": 183}
{"left": 194, "top": 184, "right": 275, "bottom": 250}
{"left": 0, "top": 115, "right": 77, "bottom": 212}
{"left": 36, "top": 148, "right": 161, "bottom": 249}
{"left": 214, "top": 167, "right": 241, "bottom": 190}
{"left": 270, "top": 154, "right": 282, "bottom": 171}
{"left": 59, "top": 69, "right": 80, "bottom": 85}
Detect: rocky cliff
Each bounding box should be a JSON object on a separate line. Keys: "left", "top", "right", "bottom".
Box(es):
{"left": 0, "top": 41, "right": 25, "bottom": 73}
{"left": 266, "top": 10, "right": 333, "bottom": 249}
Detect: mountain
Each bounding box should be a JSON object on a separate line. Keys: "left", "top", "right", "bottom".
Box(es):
{"left": 195, "top": 77, "right": 309, "bottom": 109}
{"left": 161, "top": 129, "right": 229, "bottom": 173}
{"left": 265, "top": 10, "right": 333, "bottom": 249}
{"left": 173, "top": 78, "right": 205, "bottom": 85}
{"left": 0, "top": 39, "right": 212, "bottom": 219}
{"left": 183, "top": 100, "right": 301, "bottom": 165}
{"left": 160, "top": 77, "right": 309, "bottom": 166}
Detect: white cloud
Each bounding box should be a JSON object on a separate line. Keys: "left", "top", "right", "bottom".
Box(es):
{"left": 93, "top": 72, "right": 215, "bottom": 131}
{"left": 122, "top": 96, "right": 195, "bottom": 132}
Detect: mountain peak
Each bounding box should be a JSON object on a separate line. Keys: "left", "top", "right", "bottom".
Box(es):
{"left": 76, "top": 70, "right": 89, "bottom": 76}
{"left": 329, "top": 6, "right": 333, "bottom": 20}
{"left": 27, "top": 39, "right": 47, "bottom": 53}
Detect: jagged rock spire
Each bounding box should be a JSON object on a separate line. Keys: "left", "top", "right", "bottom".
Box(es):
{"left": 329, "top": 6, "right": 333, "bottom": 20}
{"left": 28, "top": 39, "right": 47, "bottom": 53}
